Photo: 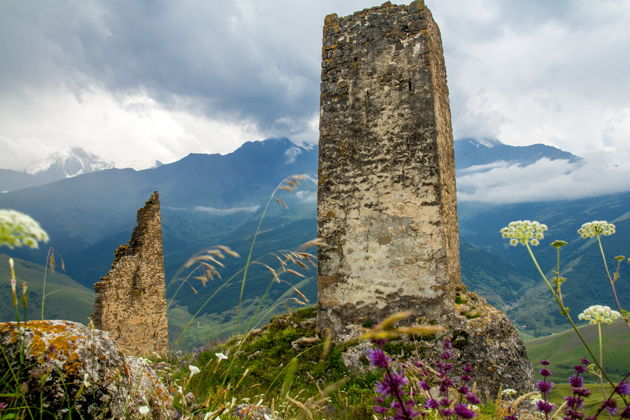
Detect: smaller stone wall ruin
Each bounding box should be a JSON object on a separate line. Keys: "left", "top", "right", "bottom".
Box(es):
{"left": 93, "top": 192, "right": 168, "bottom": 356}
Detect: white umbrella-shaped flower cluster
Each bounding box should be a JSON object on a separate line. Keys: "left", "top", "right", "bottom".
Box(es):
{"left": 500, "top": 220, "right": 548, "bottom": 247}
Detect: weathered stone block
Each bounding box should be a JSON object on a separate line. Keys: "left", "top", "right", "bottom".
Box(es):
{"left": 317, "top": 1, "right": 461, "bottom": 335}
{"left": 93, "top": 192, "right": 168, "bottom": 356}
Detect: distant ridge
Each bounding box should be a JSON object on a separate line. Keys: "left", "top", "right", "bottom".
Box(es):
{"left": 455, "top": 137, "right": 581, "bottom": 170}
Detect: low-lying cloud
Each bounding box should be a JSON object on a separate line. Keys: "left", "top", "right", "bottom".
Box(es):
{"left": 458, "top": 156, "right": 630, "bottom": 203}
{"left": 168, "top": 205, "right": 260, "bottom": 216}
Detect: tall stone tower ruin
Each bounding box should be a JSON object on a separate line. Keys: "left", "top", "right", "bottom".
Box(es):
{"left": 318, "top": 0, "right": 461, "bottom": 334}
{"left": 316, "top": 1, "right": 533, "bottom": 397}
{"left": 93, "top": 192, "right": 168, "bottom": 355}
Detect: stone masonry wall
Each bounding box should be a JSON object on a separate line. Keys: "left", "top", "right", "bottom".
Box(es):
{"left": 93, "top": 192, "right": 168, "bottom": 355}
{"left": 317, "top": 0, "right": 463, "bottom": 336}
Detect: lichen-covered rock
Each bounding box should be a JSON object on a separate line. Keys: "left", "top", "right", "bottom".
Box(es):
{"left": 0, "top": 320, "right": 173, "bottom": 419}
{"left": 338, "top": 291, "right": 534, "bottom": 400}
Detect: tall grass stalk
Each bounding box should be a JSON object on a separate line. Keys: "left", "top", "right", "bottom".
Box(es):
{"left": 169, "top": 174, "right": 312, "bottom": 347}
{"left": 235, "top": 175, "right": 308, "bottom": 332}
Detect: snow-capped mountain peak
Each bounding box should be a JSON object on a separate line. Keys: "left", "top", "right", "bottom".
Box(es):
{"left": 28, "top": 147, "right": 114, "bottom": 178}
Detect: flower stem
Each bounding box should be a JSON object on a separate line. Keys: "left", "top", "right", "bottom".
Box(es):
{"left": 525, "top": 244, "right": 615, "bottom": 387}
{"left": 597, "top": 322, "right": 608, "bottom": 411}
{"left": 596, "top": 236, "right": 630, "bottom": 330}
{"left": 384, "top": 367, "right": 412, "bottom": 420}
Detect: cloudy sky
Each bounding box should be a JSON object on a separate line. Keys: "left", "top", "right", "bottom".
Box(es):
{"left": 1, "top": 0, "right": 629, "bottom": 202}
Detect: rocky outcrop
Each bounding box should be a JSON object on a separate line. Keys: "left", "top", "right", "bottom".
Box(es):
{"left": 93, "top": 192, "right": 168, "bottom": 356}
{"left": 0, "top": 320, "right": 172, "bottom": 419}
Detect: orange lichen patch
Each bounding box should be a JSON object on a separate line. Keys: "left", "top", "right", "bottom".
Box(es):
{"left": 0, "top": 321, "right": 89, "bottom": 375}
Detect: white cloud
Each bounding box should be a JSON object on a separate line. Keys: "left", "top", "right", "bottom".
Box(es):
{"left": 0, "top": 87, "right": 261, "bottom": 170}
{"left": 168, "top": 205, "right": 260, "bottom": 215}
{"left": 458, "top": 157, "right": 630, "bottom": 203}
{"left": 295, "top": 190, "right": 316, "bottom": 203}
{"left": 432, "top": 0, "right": 630, "bottom": 162}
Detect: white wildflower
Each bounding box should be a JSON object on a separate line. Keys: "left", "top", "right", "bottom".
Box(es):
{"left": 500, "top": 220, "right": 548, "bottom": 246}
{"left": 138, "top": 406, "right": 150, "bottom": 416}
{"left": 0, "top": 209, "right": 49, "bottom": 249}
{"left": 188, "top": 364, "right": 201, "bottom": 377}
{"left": 502, "top": 388, "right": 517, "bottom": 397}
{"left": 9, "top": 258, "right": 17, "bottom": 307}
{"left": 215, "top": 352, "right": 228, "bottom": 361}
{"left": 578, "top": 305, "right": 622, "bottom": 325}
{"left": 578, "top": 221, "right": 615, "bottom": 238}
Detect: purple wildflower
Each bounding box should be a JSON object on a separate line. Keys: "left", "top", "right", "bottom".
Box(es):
{"left": 537, "top": 380, "right": 554, "bottom": 393}
{"left": 564, "top": 408, "right": 583, "bottom": 419}
{"left": 540, "top": 360, "right": 550, "bottom": 366}
{"left": 573, "top": 365, "right": 587, "bottom": 374}
{"left": 568, "top": 375, "right": 583, "bottom": 388}
{"left": 504, "top": 416, "right": 518, "bottom": 420}
{"left": 373, "top": 338, "right": 388, "bottom": 348}
{"left": 454, "top": 404, "right": 476, "bottom": 419}
{"left": 621, "top": 405, "right": 630, "bottom": 419}
{"left": 438, "top": 397, "right": 453, "bottom": 407}
{"left": 419, "top": 381, "right": 431, "bottom": 391}
{"left": 536, "top": 400, "right": 555, "bottom": 414}
{"left": 539, "top": 368, "right": 552, "bottom": 377}
{"left": 461, "top": 375, "right": 473, "bottom": 383}
{"left": 375, "top": 370, "right": 407, "bottom": 397}
{"left": 369, "top": 348, "right": 391, "bottom": 369}
{"left": 616, "top": 381, "right": 630, "bottom": 396}
{"left": 465, "top": 393, "right": 480, "bottom": 404}
{"left": 457, "top": 385, "right": 469, "bottom": 394}
{"left": 392, "top": 400, "right": 420, "bottom": 420}
{"left": 572, "top": 387, "right": 591, "bottom": 397}
{"left": 439, "top": 377, "right": 455, "bottom": 392}
{"left": 464, "top": 363, "right": 473, "bottom": 373}
{"left": 602, "top": 399, "right": 618, "bottom": 415}
{"left": 443, "top": 339, "right": 452, "bottom": 349}
{"left": 564, "top": 396, "right": 583, "bottom": 409}
{"left": 580, "top": 358, "right": 590, "bottom": 365}
{"left": 425, "top": 399, "right": 439, "bottom": 409}
{"left": 374, "top": 405, "right": 388, "bottom": 414}
{"left": 440, "top": 408, "right": 455, "bottom": 417}
{"left": 0, "top": 402, "right": 6, "bottom": 410}
{"left": 440, "top": 351, "right": 453, "bottom": 360}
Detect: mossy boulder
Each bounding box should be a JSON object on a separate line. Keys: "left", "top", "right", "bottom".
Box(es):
{"left": 0, "top": 320, "right": 172, "bottom": 418}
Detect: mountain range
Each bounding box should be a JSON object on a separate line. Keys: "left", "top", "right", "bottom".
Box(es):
{"left": 1, "top": 137, "right": 627, "bottom": 344}
{"left": 0, "top": 147, "right": 114, "bottom": 192}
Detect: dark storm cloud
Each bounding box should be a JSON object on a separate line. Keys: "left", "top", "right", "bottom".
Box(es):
{"left": 1, "top": 0, "right": 630, "bottom": 203}
{"left": 0, "top": 0, "right": 331, "bottom": 136}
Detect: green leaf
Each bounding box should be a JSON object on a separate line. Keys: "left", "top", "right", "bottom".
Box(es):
{"left": 550, "top": 240, "right": 568, "bottom": 248}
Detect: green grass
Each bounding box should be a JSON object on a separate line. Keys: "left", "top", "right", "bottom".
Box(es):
{"left": 0, "top": 253, "right": 95, "bottom": 323}
{"left": 180, "top": 306, "right": 378, "bottom": 418}
{"left": 525, "top": 319, "right": 630, "bottom": 382}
